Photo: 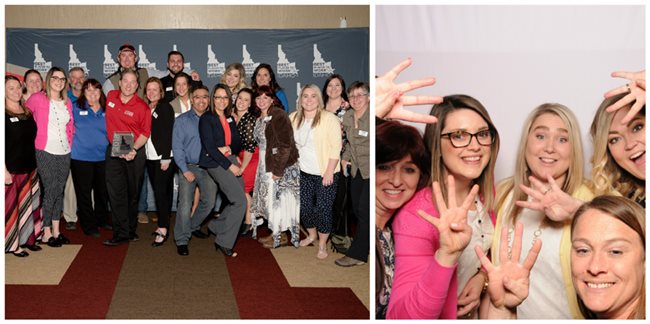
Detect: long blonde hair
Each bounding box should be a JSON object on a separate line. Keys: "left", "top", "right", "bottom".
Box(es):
{"left": 496, "top": 103, "right": 585, "bottom": 225}
{"left": 220, "top": 63, "right": 247, "bottom": 94}
{"left": 423, "top": 94, "right": 500, "bottom": 211}
{"left": 589, "top": 93, "right": 645, "bottom": 202}
{"left": 291, "top": 84, "right": 324, "bottom": 129}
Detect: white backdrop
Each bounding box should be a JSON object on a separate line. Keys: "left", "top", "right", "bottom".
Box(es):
{"left": 376, "top": 5, "right": 645, "bottom": 181}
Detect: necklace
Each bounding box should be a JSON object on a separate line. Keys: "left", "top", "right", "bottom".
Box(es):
{"left": 507, "top": 222, "right": 543, "bottom": 259}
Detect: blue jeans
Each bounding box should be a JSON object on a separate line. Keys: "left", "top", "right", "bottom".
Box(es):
{"left": 173, "top": 165, "right": 218, "bottom": 246}
{"left": 137, "top": 170, "right": 152, "bottom": 212}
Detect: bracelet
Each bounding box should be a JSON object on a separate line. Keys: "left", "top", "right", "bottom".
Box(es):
{"left": 478, "top": 269, "right": 489, "bottom": 294}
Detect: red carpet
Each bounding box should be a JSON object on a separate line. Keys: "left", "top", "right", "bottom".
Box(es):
{"left": 227, "top": 229, "right": 369, "bottom": 319}
{"left": 5, "top": 227, "right": 127, "bottom": 319}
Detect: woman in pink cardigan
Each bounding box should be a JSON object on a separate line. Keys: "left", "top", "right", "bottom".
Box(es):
{"left": 387, "top": 94, "right": 499, "bottom": 319}
{"left": 25, "top": 67, "right": 74, "bottom": 247}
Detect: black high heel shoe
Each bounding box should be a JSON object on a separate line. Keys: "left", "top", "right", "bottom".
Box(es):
{"left": 55, "top": 233, "right": 70, "bottom": 245}
{"left": 151, "top": 230, "right": 168, "bottom": 247}
{"left": 214, "top": 243, "right": 237, "bottom": 257}
{"left": 12, "top": 250, "right": 29, "bottom": 257}
{"left": 239, "top": 223, "right": 252, "bottom": 236}
{"left": 20, "top": 244, "right": 42, "bottom": 252}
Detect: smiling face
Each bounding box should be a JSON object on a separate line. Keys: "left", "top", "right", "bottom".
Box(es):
{"left": 608, "top": 108, "right": 645, "bottom": 181}
{"left": 24, "top": 72, "right": 43, "bottom": 95}
{"left": 571, "top": 209, "right": 645, "bottom": 319}
{"left": 69, "top": 70, "right": 85, "bottom": 92}
{"left": 213, "top": 88, "right": 229, "bottom": 114}
{"left": 6, "top": 79, "right": 23, "bottom": 104}
{"left": 191, "top": 88, "right": 209, "bottom": 116}
{"left": 167, "top": 54, "right": 184, "bottom": 75}
{"left": 146, "top": 82, "right": 161, "bottom": 104}
{"left": 256, "top": 94, "right": 273, "bottom": 114}
{"left": 349, "top": 87, "right": 369, "bottom": 112}
{"left": 326, "top": 78, "right": 343, "bottom": 100}
{"left": 440, "top": 109, "right": 491, "bottom": 183}
{"left": 255, "top": 68, "right": 271, "bottom": 87}
{"left": 525, "top": 113, "right": 571, "bottom": 185}
{"left": 235, "top": 91, "right": 251, "bottom": 113}
{"left": 119, "top": 72, "right": 138, "bottom": 98}
{"left": 118, "top": 50, "right": 137, "bottom": 69}
{"left": 175, "top": 76, "right": 189, "bottom": 98}
{"left": 376, "top": 155, "right": 421, "bottom": 216}
{"left": 225, "top": 69, "right": 241, "bottom": 89}
{"left": 300, "top": 87, "right": 320, "bottom": 115}
{"left": 84, "top": 85, "right": 101, "bottom": 106}
{"left": 49, "top": 71, "right": 67, "bottom": 95}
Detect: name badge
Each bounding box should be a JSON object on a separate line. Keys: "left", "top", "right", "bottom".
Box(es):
{"left": 108, "top": 101, "right": 115, "bottom": 108}
{"left": 9, "top": 117, "right": 19, "bottom": 123}
{"left": 272, "top": 148, "right": 278, "bottom": 155}
{"left": 358, "top": 130, "right": 368, "bottom": 137}
{"left": 264, "top": 116, "right": 272, "bottom": 122}
{"left": 124, "top": 110, "right": 134, "bottom": 117}
{"left": 152, "top": 112, "right": 158, "bottom": 119}
{"left": 79, "top": 111, "right": 89, "bottom": 116}
{"left": 165, "top": 86, "right": 173, "bottom": 92}
{"left": 226, "top": 117, "right": 233, "bottom": 123}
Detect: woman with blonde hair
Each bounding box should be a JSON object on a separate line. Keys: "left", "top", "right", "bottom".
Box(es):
{"left": 221, "top": 63, "right": 247, "bottom": 102}
{"left": 290, "top": 84, "right": 342, "bottom": 259}
{"left": 589, "top": 92, "right": 645, "bottom": 206}
{"left": 493, "top": 103, "right": 594, "bottom": 319}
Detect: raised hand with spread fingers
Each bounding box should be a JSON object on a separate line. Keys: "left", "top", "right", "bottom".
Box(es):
{"left": 515, "top": 175, "right": 582, "bottom": 222}
{"left": 376, "top": 58, "right": 443, "bottom": 123}
{"left": 417, "top": 175, "right": 479, "bottom": 266}
{"left": 603, "top": 70, "right": 646, "bottom": 124}
{"left": 475, "top": 222, "right": 542, "bottom": 319}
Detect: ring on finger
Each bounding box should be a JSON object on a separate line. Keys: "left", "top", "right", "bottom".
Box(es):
{"left": 626, "top": 83, "right": 631, "bottom": 92}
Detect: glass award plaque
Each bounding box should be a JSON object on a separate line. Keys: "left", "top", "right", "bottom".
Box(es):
{"left": 112, "top": 132, "right": 134, "bottom": 157}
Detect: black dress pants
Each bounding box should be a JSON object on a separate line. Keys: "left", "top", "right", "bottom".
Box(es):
{"left": 105, "top": 147, "right": 146, "bottom": 240}
{"left": 345, "top": 172, "right": 369, "bottom": 262}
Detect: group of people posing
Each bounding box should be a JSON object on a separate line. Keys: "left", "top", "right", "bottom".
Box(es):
{"left": 5, "top": 43, "right": 370, "bottom": 268}
{"left": 375, "top": 58, "right": 645, "bottom": 320}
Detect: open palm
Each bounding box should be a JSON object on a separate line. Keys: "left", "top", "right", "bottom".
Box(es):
{"left": 475, "top": 223, "right": 542, "bottom": 309}
{"left": 376, "top": 58, "right": 443, "bottom": 124}
{"left": 417, "top": 175, "right": 478, "bottom": 265}
{"left": 516, "top": 175, "right": 581, "bottom": 222}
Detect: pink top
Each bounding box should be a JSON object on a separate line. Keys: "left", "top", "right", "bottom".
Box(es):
{"left": 387, "top": 187, "right": 458, "bottom": 319}
{"left": 25, "top": 91, "right": 74, "bottom": 151}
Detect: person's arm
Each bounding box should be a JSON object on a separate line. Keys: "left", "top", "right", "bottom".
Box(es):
{"left": 172, "top": 118, "right": 189, "bottom": 174}
{"left": 5, "top": 165, "right": 12, "bottom": 185}
{"left": 387, "top": 195, "right": 458, "bottom": 319}
{"left": 198, "top": 115, "right": 232, "bottom": 170}
{"left": 376, "top": 58, "right": 443, "bottom": 123}
{"left": 276, "top": 89, "right": 290, "bottom": 112}
{"left": 322, "top": 158, "right": 338, "bottom": 186}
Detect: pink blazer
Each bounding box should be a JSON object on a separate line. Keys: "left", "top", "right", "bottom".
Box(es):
{"left": 25, "top": 91, "right": 75, "bottom": 151}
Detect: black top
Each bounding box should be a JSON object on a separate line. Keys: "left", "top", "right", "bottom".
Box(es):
{"left": 149, "top": 101, "right": 175, "bottom": 160}
{"left": 160, "top": 74, "right": 204, "bottom": 103}
{"left": 5, "top": 112, "right": 37, "bottom": 174}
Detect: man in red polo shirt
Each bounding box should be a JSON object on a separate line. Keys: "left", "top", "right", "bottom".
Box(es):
{"left": 104, "top": 69, "right": 151, "bottom": 246}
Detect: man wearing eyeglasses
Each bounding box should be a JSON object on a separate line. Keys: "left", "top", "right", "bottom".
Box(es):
{"left": 171, "top": 85, "right": 218, "bottom": 256}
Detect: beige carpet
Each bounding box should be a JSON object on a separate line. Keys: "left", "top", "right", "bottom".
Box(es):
{"left": 5, "top": 244, "right": 82, "bottom": 285}
{"left": 271, "top": 243, "right": 369, "bottom": 310}
{"left": 105, "top": 221, "right": 240, "bottom": 319}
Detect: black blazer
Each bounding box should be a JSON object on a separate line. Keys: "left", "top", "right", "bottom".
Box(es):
{"left": 198, "top": 112, "right": 242, "bottom": 170}
{"left": 149, "top": 100, "right": 175, "bottom": 160}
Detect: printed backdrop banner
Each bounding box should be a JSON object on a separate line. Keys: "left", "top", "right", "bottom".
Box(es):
{"left": 6, "top": 28, "right": 369, "bottom": 112}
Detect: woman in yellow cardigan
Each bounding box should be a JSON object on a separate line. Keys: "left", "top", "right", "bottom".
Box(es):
{"left": 290, "top": 84, "right": 342, "bottom": 259}
{"left": 491, "top": 103, "right": 593, "bottom": 319}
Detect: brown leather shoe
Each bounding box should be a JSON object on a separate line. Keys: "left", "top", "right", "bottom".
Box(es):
{"left": 263, "top": 234, "right": 288, "bottom": 248}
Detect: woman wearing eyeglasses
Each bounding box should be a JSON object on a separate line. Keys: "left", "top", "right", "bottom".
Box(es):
{"left": 25, "top": 67, "right": 75, "bottom": 248}
{"left": 199, "top": 83, "right": 245, "bottom": 257}
{"left": 491, "top": 104, "right": 594, "bottom": 319}
{"left": 387, "top": 94, "right": 499, "bottom": 319}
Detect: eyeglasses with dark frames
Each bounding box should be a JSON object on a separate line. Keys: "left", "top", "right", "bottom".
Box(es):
{"left": 441, "top": 129, "right": 495, "bottom": 148}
